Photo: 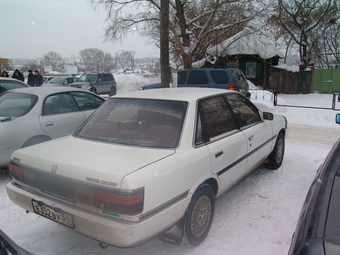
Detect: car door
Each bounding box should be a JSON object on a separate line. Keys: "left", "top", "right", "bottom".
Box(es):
{"left": 197, "top": 95, "right": 247, "bottom": 194}
{"left": 39, "top": 92, "right": 86, "bottom": 138}
{"left": 225, "top": 93, "right": 273, "bottom": 174}
{"left": 95, "top": 73, "right": 110, "bottom": 94}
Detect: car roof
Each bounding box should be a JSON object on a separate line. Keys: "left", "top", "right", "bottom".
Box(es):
{"left": 0, "top": 77, "right": 29, "bottom": 86}
{"left": 7, "top": 86, "right": 89, "bottom": 95}
{"left": 113, "top": 87, "right": 236, "bottom": 102}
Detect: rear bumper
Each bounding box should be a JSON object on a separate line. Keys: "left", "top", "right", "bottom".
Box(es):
{"left": 6, "top": 182, "right": 189, "bottom": 247}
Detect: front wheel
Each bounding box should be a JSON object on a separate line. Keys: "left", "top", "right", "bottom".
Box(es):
{"left": 266, "top": 132, "right": 285, "bottom": 169}
{"left": 184, "top": 185, "right": 215, "bottom": 247}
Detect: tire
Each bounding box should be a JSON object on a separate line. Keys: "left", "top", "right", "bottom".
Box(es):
{"left": 90, "top": 87, "right": 97, "bottom": 94}
{"left": 266, "top": 132, "right": 285, "bottom": 169}
{"left": 22, "top": 136, "right": 51, "bottom": 148}
{"left": 108, "top": 86, "right": 116, "bottom": 96}
{"left": 184, "top": 185, "right": 215, "bottom": 247}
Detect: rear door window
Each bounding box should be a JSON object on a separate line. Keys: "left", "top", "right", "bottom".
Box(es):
{"left": 199, "top": 96, "right": 236, "bottom": 140}
{"left": 178, "top": 71, "right": 188, "bottom": 85}
{"left": 210, "top": 70, "right": 229, "bottom": 84}
{"left": 188, "top": 71, "right": 208, "bottom": 85}
{"left": 43, "top": 93, "right": 79, "bottom": 115}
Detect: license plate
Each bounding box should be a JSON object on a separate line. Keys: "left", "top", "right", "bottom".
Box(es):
{"left": 32, "top": 200, "right": 75, "bottom": 228}
{"left": 239, "top": 89, "right": 246, "bottom": 92}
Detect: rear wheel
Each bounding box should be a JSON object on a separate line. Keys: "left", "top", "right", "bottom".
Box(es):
{"left": 184, "top": 185, "right": 215, "bottom": 247}
{"left": 108, "top": 86, "right": 116, "bottom": 96}
{"left": 266, "top": 132, "right": 285, "bottom": 169}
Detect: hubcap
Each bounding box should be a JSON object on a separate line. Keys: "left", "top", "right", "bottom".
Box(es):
{"left": 191, "top": 195, "right": 211, "bottom": 237}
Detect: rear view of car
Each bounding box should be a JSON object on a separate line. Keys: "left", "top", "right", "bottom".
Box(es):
{"left": 177, "top": 68, "right": 250, "bottom": 97}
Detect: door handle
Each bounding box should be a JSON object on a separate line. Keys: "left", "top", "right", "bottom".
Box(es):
{"left": 45, "top": 122, "right": 54, "bottom": 127}
{"left": 248, "top": 135, "right": 254, "bottom": 141}
{"left": 215, "top": 151, "right": 223, "bottom": 158}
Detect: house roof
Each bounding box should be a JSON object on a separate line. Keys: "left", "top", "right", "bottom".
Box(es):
{"left": 206, "top": 27, "right": 284, "bottom": 60}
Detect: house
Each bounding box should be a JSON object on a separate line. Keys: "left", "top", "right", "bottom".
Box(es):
{"left": 191, "top": 27, "right": 308, "bottom": 93}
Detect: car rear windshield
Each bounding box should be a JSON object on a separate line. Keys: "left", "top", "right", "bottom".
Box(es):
{"left": 75, "top": 98, "right": 187, "bottom": 148}
{"left": 0, "top": 92, "right": 38, "bottom": 117}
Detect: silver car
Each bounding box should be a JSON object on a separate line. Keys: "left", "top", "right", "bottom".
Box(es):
{"left": 0, "top": 87, "right": 105, "bottom": 169}
{"left": 44, "top": 76, "right": 78, "bottom": 86}
{"left": 0, "top": 77, "right": 30, "bottom": 93}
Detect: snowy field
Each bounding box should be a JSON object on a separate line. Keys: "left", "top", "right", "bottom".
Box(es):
{"left": 1, "top": 73, "right": 340, "bottom": 255}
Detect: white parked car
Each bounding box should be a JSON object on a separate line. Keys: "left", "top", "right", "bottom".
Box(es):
{"left": 6, "top": 88, "right": 287, "bottom": 248}
{"left": 0, "top": 87, "right": 105, "bottom": 169}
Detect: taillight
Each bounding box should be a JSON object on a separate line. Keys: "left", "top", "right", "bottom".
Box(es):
{"left": 9, "top": 162, "right": 37, "bottom": 186}
{"left": 9, "top": 162, "right": 24, "bottom": 181}
{"left": 228, "top": 84, "right": 236, "bottom": 90}
{"left": 72, "top": 184, "right": 144, "bottom": 215}
{"left": 94, "top": 188, "right": 144, "bottom": 215}
{"left": 72, "top": 185, "right": 94, "bottom": 204}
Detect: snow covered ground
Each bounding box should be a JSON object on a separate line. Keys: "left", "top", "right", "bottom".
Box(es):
{"left": 1, "top": 73, "right": 340, "bottom": 255}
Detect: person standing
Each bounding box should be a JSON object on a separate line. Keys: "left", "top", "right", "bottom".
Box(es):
{"left": 1, "top": 70, "right": 9, "bottom": 77}
{"left": 27, "top": 70, "right": 34, "bottom": 86}
{"left": 12, "top": 69, "right": 25, "bottom": 82}
{"left": 33, "top": 70, "right": 43, "bottom": 86}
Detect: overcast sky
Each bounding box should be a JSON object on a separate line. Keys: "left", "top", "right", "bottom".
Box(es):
{"left": 0, "top": 0, "right": 160, "bottom": 60}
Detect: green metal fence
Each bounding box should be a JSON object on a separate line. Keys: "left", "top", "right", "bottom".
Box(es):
{"left": 313, "top": 68, "right": 340, "bottom": 93}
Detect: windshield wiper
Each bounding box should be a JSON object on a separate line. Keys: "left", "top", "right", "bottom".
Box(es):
{"left": 0, "top": 117, "right": 13, "bottom": 122}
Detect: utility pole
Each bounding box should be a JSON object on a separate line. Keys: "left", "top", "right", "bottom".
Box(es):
{"left": 160, "top": 0, "right": 170, "bottom": 87}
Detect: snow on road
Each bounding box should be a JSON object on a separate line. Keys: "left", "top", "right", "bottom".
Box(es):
{"left": 1, "top": 77, "right": 340, "bottom": 255}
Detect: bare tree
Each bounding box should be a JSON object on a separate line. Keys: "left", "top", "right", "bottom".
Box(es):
{"left": 116, "top": 50, "right": 136, "bottom": 71}
{"left": 43, "top": 51, "right": 64, "bottom": 72}
{"left": 89, "top": 0, "right": 267, "bottom": 69}
{"left": 79, "top": 48, "right": 114, "bottom": 72}
{"left": 320, "top": 21, "right": 340, "bottom": 67}
{"left": 278, "top": 0, "right": 339, "bottom": 71}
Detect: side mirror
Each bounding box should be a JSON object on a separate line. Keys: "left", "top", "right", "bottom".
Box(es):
{"left": 263, "top": 111, "right": 274, "bottom": 120}
{"left": 336, "top": 114, "right": 340, "bottom": 124}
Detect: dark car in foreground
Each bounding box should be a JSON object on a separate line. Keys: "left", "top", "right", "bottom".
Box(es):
{"left": 288, "top": 115, "right": 340, "bottom": 255}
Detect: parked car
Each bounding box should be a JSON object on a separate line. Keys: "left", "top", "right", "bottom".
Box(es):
{"left": 0, "top": 87, "right": 105, "bottom": 169}
{"left": 6, "top": 88, "right": 287, "bottom": 248}
{"left": 42, "top": 76, "right": 57, "bottom": 83}
{"left": 0, "top": 77, "right": 30, "bottom": 93}
{"left": 70, "top": 72, "right": 117, "bottom": 96}
{"left": 44, "top": 76, "right": 78, "bottom": 86}
{"left": 288, "top": 114, "right": 340, "bottom": 255}
{"left": 141, "top": 67, "right": 250, "bottom": 98}
{"left": 0, "top": 229, "right": 33, "bottom": 255}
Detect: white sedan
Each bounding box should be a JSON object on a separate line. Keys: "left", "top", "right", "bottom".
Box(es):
{"left": 0, "top": 87, "right": 105, "bottom": 169}
{"left": 6, "top": 88, "right": 287, "bottom": 248}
